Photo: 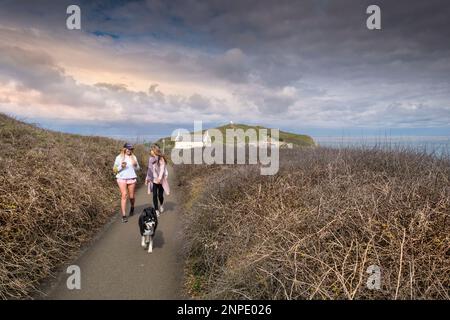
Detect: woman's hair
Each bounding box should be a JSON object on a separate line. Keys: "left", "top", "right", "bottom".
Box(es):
{"left": 150, "top": 144, "right": 161, "bottom": 154}
{"left": 153, "top": 148, "right": 167, "bottom": 164}
{"left": 120, "top": 147, "right": 134, "bottom": 159}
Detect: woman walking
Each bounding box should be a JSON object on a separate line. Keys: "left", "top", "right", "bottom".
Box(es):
{"left": 113, "top": 143, "right": 140, "bottom": 223}
{"left": 145, "top": 145, "right": 170, "bottom": 216}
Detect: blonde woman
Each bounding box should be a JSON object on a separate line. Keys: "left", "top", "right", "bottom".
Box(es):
{"left": 145, "top": 144, "right": 159, "bottom": 190}
{"left": 113, "top": 143, "right": 140, "bottom": 223}
{"left": 145, "top": 146, "right": 169, "bottom": 216}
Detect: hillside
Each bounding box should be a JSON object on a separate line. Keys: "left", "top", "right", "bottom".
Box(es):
{"left": 155, "top": 123, "right": 315, "bottom": 150}
{"left": 0, "top": 114, "right": 147, "bottom": 299}
{"left": 216, "top": 123, "right": 315, "bottom": 147}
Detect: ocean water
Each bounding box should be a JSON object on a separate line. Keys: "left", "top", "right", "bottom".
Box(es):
{"left": 313, "top": 136, "right": 450, "bottom": 157}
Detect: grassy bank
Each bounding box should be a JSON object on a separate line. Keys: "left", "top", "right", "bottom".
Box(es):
{"left": 175, "top": 147, "right": 449, "bottom": 299}
{"left": 0, "top": 114, "right": 147, "bottom": 299}
{"left": 156, "top": 123, "right": 315, "bottom": 150}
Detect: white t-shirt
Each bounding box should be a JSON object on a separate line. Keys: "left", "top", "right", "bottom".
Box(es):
{"left": 114, "top": 154, "right": 140, "bottom": 179}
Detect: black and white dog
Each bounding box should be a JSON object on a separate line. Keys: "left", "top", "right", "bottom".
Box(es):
{"left": 138, "top": 207, "right": 158, "bottom": 253}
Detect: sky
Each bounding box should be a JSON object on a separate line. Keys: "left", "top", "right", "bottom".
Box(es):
{"left": 0, "top": 0, "right": 449, "bottom": 140}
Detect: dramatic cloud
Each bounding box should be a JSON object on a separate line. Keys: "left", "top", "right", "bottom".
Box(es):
{"left": 0, "top": 0, "right": 449, "bottom": 137}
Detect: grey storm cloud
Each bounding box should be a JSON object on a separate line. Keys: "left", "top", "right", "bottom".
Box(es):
{"left": 0, "top": 0, "right": 449, "bottom": 130}
{"left": 0, "top": 45, "right": 64, "bottom": 90}
{"left": 204, "top": 48, "right": 250, "bottom": 83}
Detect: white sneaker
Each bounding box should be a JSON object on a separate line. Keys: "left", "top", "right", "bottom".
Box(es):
{"left": 141, "top": 236, "right": 146, "bottom": 248}
{"left": 160, "top": 205, "right": 164, "bottom": 213}
{"left": 156, "top": 210, "right": 160, "bottom": 217}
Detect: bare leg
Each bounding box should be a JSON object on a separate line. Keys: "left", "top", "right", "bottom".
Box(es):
{"left": 127, "top": 183, "right": 136, "bottom": 212}
{"left": 117, "top": 180, "right": 128, "bottom": 217}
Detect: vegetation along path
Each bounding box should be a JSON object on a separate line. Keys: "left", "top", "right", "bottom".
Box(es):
{"left": 44, "top": 166, "right": 185, "bottom": 299}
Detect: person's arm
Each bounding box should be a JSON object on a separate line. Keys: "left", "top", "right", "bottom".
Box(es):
{"left": 157, "top": 158, "right": 165, "bottom": 181}
{"left": 146, "top": 159, "right": 152, "bottom": 182}
{"left": 113, "top": 156, "right": 121, "bottom": 173}
{"left": 133, "top": 155, "right": 140, "bottom": 170}
{"left": 146, "top": 157, "right": 156, "bottom": 182}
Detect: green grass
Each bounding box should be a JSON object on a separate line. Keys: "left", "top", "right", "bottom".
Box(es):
{"left": 155, "top": 123, "right": 315, "bottom": 150}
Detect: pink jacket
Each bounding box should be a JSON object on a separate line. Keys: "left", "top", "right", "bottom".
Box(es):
{"left": 147, "top": 157, "right": 170, "bottom": 195}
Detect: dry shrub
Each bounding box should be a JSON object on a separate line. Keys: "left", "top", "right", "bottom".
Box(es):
{"left": 176, "top": 147, "right": 450, "bottom": 299}
{"left": 0, "top": 114, "right": 147, "bottom": 299}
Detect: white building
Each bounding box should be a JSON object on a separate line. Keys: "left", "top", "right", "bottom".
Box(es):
{"left": 249, "top": 137, "right": 292, "bottom": 148}
{"left": 174, "top": 130, "right": 211, "bottom": 149}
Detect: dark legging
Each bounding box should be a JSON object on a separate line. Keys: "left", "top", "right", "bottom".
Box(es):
{"left": 153, "top": 183, "right": 164, "bottom": 210}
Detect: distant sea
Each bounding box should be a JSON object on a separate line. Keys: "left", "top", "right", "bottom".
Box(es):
{"left": 110, "top": 133, "right": 450, "bottom": 158}
{"left": 313, "top": 136, "right": 450, "bottom": 157}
